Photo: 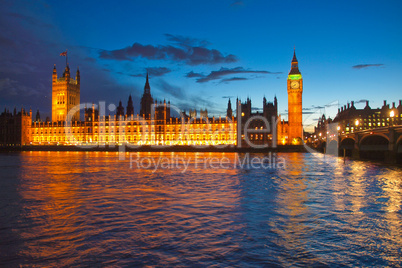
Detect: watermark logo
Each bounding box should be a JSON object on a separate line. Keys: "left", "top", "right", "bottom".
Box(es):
{"left": 129, "top": 152, "right": 286, "bottom": 173}
{"left": 302, "top": 101, "right": 340, "bottom": 158}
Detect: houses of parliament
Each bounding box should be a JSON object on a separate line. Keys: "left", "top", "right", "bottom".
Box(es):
{"left": 0, "top": 51, "right": 304, "bottom": 147}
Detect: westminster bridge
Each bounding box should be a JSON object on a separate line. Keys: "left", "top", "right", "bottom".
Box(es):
{"left": 323, "top": 125, "right": 402, "bottom": 163}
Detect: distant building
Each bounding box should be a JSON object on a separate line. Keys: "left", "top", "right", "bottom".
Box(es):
{"left": 27, "top": 71, "right": 236, "bottom": 146}
{"left": 0, "top": 108, "right": 31, "bottom": 146}
{"left": 333, "top": 100, "right": 402, "bottom": 134}
{"left": 237, "top": 96, "right": 278, "bottom": 147}
{"left": 311, "top": 100, "right": 402, "bottom": 145}
{"left": 1, "top": 51, "right": 305, "bottom": 147}
{"left": 189, "top": 109, "right": 197, "bottom": 119}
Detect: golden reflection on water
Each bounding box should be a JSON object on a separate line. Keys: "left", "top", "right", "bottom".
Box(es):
{"left": 378, "top": 169, "right": 402, "bottom": 263}
{"left": 1, "top": 151, "right": 400, "bottom": 266}
{"left": 17, "top": 152, "right": 244, "bottom": 266}
{"left": 272, "top": 153, "right": 313, "bottom": 263}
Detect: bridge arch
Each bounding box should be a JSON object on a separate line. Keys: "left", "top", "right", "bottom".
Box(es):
{"left": 396, "top": 135, "right": 402, "bottom": 164}
{"left": 341, "top": 136, "right": 355, "bottom": 143}
{"left": 396, "top": 135, "right": 402, "bottom": 149}
{"left": 359, "top": 133, "right": 389, "bottom": 146}
{"left": 327, "top": 140, "right": 338, "bottom": 155}
{"left": 359, "top": 134, "right": 389, "bottom": 161}
{"left": 340, "top": 137, "right": 355, "bottom": 157}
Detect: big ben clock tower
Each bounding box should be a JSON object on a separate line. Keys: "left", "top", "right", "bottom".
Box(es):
{"left": 287, "top": 49, "right": 303, "bottom": 144}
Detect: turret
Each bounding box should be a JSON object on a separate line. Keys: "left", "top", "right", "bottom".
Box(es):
{"left": 289, "top": 49, "right": 301, "bottom": 75}
{"left": 52, "top": 64, "right": 57, "bottom": 83}
{"left": 35, "top": 110, "right": 41, "bottom": 122}
{"left": 144, "top": 72, "right": 150, "bottom": 94}
{"left": 116, "top": 100, "right": 124, "bottom": 118}
{"left": 126, "top": 95, "right": 134, "bottom": 116}
{"left": 286, "top": 49, "right": 303, "bottom": 144}
{"left": 63, "top": 64, "right": 70, "bottom": 80}
{"left": 227, "top": 98, "right": 232, "bottom": 118}
{"left": 364, "top": 100, "right": 371, "bottom": 110}
{"left": 76, "top": 67, "right": 80, "bottom": 84}
{"left": 382, "top": 100, "right": 389, "bottom": 110}
{"left": 140, "top": 72, "right": 154, "bottom": 118}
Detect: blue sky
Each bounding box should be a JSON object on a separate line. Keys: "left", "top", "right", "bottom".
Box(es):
{"left": 0, "top": 0, "right": 401, "bottom": 131}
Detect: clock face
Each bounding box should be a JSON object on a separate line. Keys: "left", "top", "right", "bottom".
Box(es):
{"left": 291, "top": 81, "right": 299, "bottom": 89}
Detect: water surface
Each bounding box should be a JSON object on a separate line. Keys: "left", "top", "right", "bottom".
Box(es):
{"left": 0, "top": 152, "right": 401, "bottom": 267}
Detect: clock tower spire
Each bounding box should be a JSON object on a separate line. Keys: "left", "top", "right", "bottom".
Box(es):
{"left": 287, "top": 49, "right": 303, "bottom": 144}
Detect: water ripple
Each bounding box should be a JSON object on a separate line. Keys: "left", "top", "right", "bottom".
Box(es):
{"left": 0, "top": 152, "right": 401, "bottom": 267}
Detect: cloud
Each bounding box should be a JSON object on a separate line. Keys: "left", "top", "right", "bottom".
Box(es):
{"left": 185, "top": 71, "right": 204, "bottom": 78}
{"left": 352, "top": 64, "right": 384, "bottom": 69}
{"left": 164, "top": 34, "right": 210, "bottom": 48}
{"left": 312, "top": 105, "right": 325, "bottom": 109}
{"left": 221, "top": 77, "right": 247, "bottom": 83}
{"left": 189, "top": 67, "right": 281, "bottom": 83}
{"left": 99, "top": 35, "right": 237, "bottom": 65}
{"left": 131, "top": 67, "right": 171, "bottom": 77}
{"left": 354, "top": 99, "right": 368, "bottom": 104}
{"left": 147, "top": 67, "right": 171, "bottom": 77}
{"left": 0, "top": 77, "right": 42, "bottom": 97}
{"left": 154, "top": 79, "right": 185, "bottom": 99}
{"left": 222, "top": 96, "right": 234, "bottom": 99}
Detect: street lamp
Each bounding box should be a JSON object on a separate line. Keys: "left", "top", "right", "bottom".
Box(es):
{"left": 355, "top": 119, "right": 359, "bottom": 126}
{"left": 390, "top": 110, "right": 395, "bottom": 126}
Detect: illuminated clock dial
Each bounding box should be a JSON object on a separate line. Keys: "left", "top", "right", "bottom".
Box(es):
{"left": 291, "top": 81, "right": 299, "bottom": 89}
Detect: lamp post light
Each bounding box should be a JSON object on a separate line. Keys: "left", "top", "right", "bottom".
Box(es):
{"left": 390, "top": 110, "right": 395, "bottom": 127}
{"left": 354, "top": 119, "right": 359, "bottom": 126}
{"left": 354, "top": 119, "right": 359, "bottom": 130}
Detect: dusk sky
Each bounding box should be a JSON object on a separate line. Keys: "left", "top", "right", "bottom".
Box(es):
{"left": 1, "top": 0, "right": 401, "bottom": 131}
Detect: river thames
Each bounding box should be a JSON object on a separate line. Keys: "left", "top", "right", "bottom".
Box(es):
{"left": 0, "top": 151, "right": 401, "bottom": 267}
